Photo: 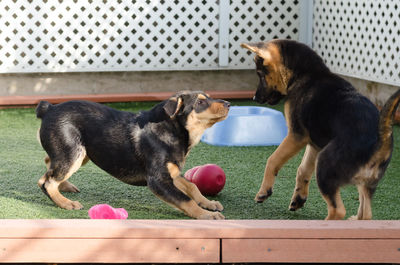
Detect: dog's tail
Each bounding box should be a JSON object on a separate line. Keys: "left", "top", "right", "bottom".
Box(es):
{"left": 36, "top": 101, "right": 53, "bottom": 119}
{"left": 379, "top": 89, "right": 400, "bottom": 147}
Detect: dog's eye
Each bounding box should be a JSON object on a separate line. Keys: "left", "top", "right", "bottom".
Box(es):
{"left": 197, "top": 99, "right": 206, "bottom": 106}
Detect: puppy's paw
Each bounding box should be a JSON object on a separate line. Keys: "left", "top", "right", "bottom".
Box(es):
{"left": 200, "top": 200, "right": 223, "bottom": 212}
{"left": 62, "top": 200, "right": 83, "bottom": 210}
{"left": 289, "top": 195, "right": 307, "bottom": 211}
{"left": 255, "top": 188, "right": 273, "bottom": 203}
{"left": 198, "top": 211, "right": 225, "bottom": 220}
{"left": 348, "top": 215, "right": 358, "bottom": 220}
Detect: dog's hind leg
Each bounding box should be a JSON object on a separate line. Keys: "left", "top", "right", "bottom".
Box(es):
{"left": 321, "top": 190, "right": 346, "bottom": 220}
{"left": 38, "top": 147, "right": 87, "bottom": 210}
{"left": 316, "top": 143, "right": 348, "bottom": 220}
{"left": 256, "top": 133, "right": 307, "bottom": 203}
{"left": 348, "top": 185, "right": 373, "bottom": 220}
{"left": 289, "top": 144, "right": 318, "bottom": 211}
{"left": 44, "top": 155, "right": 89, "bottom": 193}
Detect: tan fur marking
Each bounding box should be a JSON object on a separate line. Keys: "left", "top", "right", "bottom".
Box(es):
{"left": 171, "top": 97, "right": 183, "bottom": 118}
{"left": 263, "top": 43, "right": 292, "bottom": 95}
{"left": 289, "top": 144, "right": 319, "bottom": 209}
{"left": 45, "top": 179, "right": 83, "bottom": 210}
{"left": 185, "top": 102, "right": 228, "bottom": 148}
{"left": 173, "top": 176, "right": 224, "bottom": 212}
{"left": 284, "top": 101, "right": 292, "bottom": 130}
{"left": 242, "top": 41, "right": 292, "bottom": 95}
{"left": 82, "top": 155, "right": 90, "bottom": 166}
{"left": 263, "top": 43, "right": 280, "bottom": 66}
{"left": 185, "top": 111, "right": 208, "bottom": 148}
{"left": 240, "top": 43, "right": 271, "bottom": 60}
{"left": 40, "top": 147, "right": 87, "bottom": 210}
{"left": 167, "top": 161, "right": 224, "bottom": 217}
{"left": 348, "top": 185, "right": 372, "bottom": 220}
{"left": 381, "top": 97, "right": 400, "bottom": 136}
{"left": 197, "top": 94, "right": 207, "bottom": 100}
{"left": 177, "top": 200, "right": 224, "bottom": 220}
{"left": 168, "top": 161, "right": 222, "bottom": 211}
{"left": 352, "top": 162, "right": 379, "bottom": 185}
{"left": 348, "top": 153, "right": 390, "bottom": 220}
{"left": 322, "top": 192, "right": 346, "bottom": 220}
{"left": 167, "top": 162, "right": 180, "bottom": 179}
{"left": 37, "top": 174, "right": 46, "bottom": 188}
{"left": 44, "top": 156, "right": 51, "bottom": 170}
{"left": 209, "top": 102, "right": 228, "bottom": 118}
{"left": 256, "top": 132, "right": 308, "bottom": 202}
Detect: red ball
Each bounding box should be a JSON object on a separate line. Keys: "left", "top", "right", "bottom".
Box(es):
{"left": 191, "top": 164, "right": 226, "bottom": 196}
{"left": 184, "top": 165, "right": 201, "bottom": 182}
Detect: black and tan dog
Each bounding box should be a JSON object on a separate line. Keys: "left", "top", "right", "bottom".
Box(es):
{"left": 241, "top": 39, "right": 400, "bottom": 220}
{"left": 36, "top": 91, "right": 230, "bottom": 219}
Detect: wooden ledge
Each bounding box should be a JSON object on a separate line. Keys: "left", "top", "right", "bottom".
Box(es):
{"left": 0, "top": 90, "right": 254, "bottom": 106}
{"left": 0, "top": 219, "right": 399, "bottom": 263}
{"left": 1, "top": 91, "right": 399, "bottom": 124}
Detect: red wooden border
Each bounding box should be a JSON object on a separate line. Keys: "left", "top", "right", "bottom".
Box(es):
{"left": 0, "top": 219, "right": 399, "bottom": 263}
{"left": 0, "top": 90, "right": 254, "bottom": 106}
{"left": 1, "top": 91, "right": 399, "bottom": 124}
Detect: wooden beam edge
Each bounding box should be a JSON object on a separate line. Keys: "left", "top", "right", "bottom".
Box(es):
{"left": 0, "top": 219, "right": 399, "bottom": 239}
{"left": 1, "top": 91, "right": 399, "bottom": 124}
{"left": 0, "top": 90, "right": 254, "bottom": 106}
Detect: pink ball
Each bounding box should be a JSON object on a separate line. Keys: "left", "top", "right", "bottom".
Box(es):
{"left": 88, "top": 204, "right": 128, "bottom": 219}
{"left": 184, "top": 165, "right": 202, "bottom": 182}
{"left": 191, "top": 164, "right": 226, "bottom": 196}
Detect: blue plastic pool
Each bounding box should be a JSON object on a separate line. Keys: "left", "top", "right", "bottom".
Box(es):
{"left": 201, "top": 106, "right": 288, "bottom": 146}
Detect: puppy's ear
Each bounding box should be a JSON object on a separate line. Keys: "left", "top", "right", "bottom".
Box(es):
{"left": 163, "top": 96, "right": 183, "bottom": 118}
{"left": 241, "top": 42, "right": 272, "bottom": 62}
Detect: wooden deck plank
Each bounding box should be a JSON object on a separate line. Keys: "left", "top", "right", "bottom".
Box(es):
{"left": 222, "top": 238, "right": 400, "bottom": 263}
{"left": 0, "top": 238, "right": 219, "bottom": 263}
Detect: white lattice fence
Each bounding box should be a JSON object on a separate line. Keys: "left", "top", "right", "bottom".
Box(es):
{"left": 229, "top": 0, "right": 300, "bottom": 68}
{"left": 0, "top": 0, "right": 301, "bottom": 73}
{"left": 313, "top": 0, "right": 400, "bottom": 86}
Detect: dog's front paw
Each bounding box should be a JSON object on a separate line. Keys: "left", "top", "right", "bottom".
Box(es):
{"left": 199, "top": 200, "right": 223, "bottom": 212}
{"left": 255, "top": 188, "right": 273, "bottom": 203}
{"left": 289, "top": 195, "right": 307, "bottom": 211}
{"left": 198, "top": 211, "right": 225, "bottom": 220}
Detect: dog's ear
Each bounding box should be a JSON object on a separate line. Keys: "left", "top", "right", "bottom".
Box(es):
{"left": 241, "top": 42, "right": 272, "bottom": 62}
{"left": 163, "top": 96, "right": 183, "bottom": 118}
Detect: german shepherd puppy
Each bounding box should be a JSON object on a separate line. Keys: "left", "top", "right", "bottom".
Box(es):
{"left": 241, "top": 39, "right": 400, "bottom": 220}
{"left": 36, "top": 91, "right": 230, "bottom": 219}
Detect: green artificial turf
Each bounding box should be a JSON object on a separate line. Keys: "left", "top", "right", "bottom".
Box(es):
{"left": 0, "top": 100, "right": 399, "bottom": 220}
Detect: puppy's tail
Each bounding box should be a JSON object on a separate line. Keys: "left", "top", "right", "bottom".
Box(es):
{"left": 36, "top": 101, "right": 53, "bottom": 119}
{"left": 379, "top": 89, "right": 400, "bottom": 146}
